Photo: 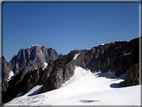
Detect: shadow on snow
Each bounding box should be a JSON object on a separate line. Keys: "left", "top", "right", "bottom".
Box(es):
{"left": 28, "top": 87, "right": 42, "bottom": 96}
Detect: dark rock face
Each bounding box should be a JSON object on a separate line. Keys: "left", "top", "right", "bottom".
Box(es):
{"left": 39, "top": 50, "right": 79, "bottom": 93}
{"left": 123, "top": 63, "right": 140, "bottom": 87}
{"left": 2, "top": 37, "right": 139, "bottom": 103}
{"left": 2, "top": 66, "right": 48, "bottom": 103}
{"left": 22, "top": 67, "right": 42, "bottom": 94}
{"left": 1, "top": 56, "right": 11, "bottom": 80}
{"left": 2, "top": 79, "right": 9, "bottom": 94}
{"left": 2, "top": 45, "right": 63, "bottom": 80}
{"left": 2, "top": 71, "right": 25, "bottom": 103}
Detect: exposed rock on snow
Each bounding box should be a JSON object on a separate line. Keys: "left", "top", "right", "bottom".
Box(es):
{"left": 2, "top": 71, "right": 25, "bottom": 103}
{"left": 2, "top": 66, "right": 46, "bottom": 103}
{"left": 123, "top": 63, "right": 140, "bottom": 87}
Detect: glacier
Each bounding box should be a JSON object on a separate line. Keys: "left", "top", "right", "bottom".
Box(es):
{"left": 4, "top": 66, "right": 141, "bottom": 106}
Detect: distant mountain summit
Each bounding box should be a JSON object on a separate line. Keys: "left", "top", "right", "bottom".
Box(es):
{"left": 2, "top": 45, "right": 64, "bottom": 80}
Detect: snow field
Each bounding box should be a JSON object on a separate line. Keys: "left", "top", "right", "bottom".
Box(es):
{"left": 4, "top": 66, "right": 141, "bottom": 106}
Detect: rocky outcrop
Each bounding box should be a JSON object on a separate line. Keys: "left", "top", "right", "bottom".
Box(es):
{"left": 39, "top": 50, "right": 79, "bottom": 93}
{"left": 2, "top": 45, "right": 64, "bottom": 80}
{"left": 2, "top": 66, "right": 47, "bottom": 103}
{"left": 123, "top": 63, "right": 140, "bottom": 87}
{"left": 2, "top": 71, "right": 25, "bottom": 103}
{"left": 2, "top": 79, "right": 9, "bottom": 94}
{"left": 22, "top": 66, "right": 43, "bottom": 94}
{"left": 1, "top": 56, "right": 11, "bottom": 80}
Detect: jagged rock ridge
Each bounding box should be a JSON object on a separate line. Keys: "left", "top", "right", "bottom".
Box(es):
{"left": 2, "top": 45, "right": 64, "bottom": 80}
{"left": 2, "top": 37, "right": 140, "bottom": 103}
{"left": 39, "top": 37, "right": 139, "bottom": 93}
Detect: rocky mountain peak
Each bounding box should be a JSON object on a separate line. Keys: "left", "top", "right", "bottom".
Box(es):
{"left": 41, "top": 45, "right": 46, "bottom": 49}
{"left": 2, "top": 45, "right": 64, "bottom": 80}
{"left": 32, "top": 44, "right": 40, "bottom": 47}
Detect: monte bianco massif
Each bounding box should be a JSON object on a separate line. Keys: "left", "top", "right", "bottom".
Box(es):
{"left": 1, "top": 37, "right": 141, "bottom": 106}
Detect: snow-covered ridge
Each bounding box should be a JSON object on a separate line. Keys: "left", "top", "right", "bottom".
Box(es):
{"left": 5, "top": 66, "right": 141, "bottom": 106}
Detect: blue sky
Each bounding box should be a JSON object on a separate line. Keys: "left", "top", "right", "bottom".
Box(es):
{"left": 3, "top": 2, "right": 139, "bottom": 62}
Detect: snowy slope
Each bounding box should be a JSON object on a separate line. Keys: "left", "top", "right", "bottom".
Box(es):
{"left": 4, "top": 67, "right": 141, "bottom": 106}
{"left": 73, "top": 53, "right": 80, "bottom": 60}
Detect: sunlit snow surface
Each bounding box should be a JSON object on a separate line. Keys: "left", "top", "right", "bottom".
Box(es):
{"left": 73, "top": 53, "right": 80, "bottom": 59}
{"left": 5, "top": 67, "right": 141, "bottom": 106}
{"left": 7, "top": 71, "right": 15, "bottom": 81}
{"left": 44, "top": 63, "right": 48, "bottom": 69}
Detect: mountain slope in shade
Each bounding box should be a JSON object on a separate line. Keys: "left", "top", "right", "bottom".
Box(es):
{"left": 4, "top": 66, "right": 141, "bottom": 106}
{"left": 2, "top": 45, "right": 64, "bottom": 80}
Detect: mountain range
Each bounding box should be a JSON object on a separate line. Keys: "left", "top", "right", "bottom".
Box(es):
{"left": 1, "top": 37, "right": 140, "bottom": 104}
{"left": 1, "top": 45, "right": 64, "bottom": 80}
